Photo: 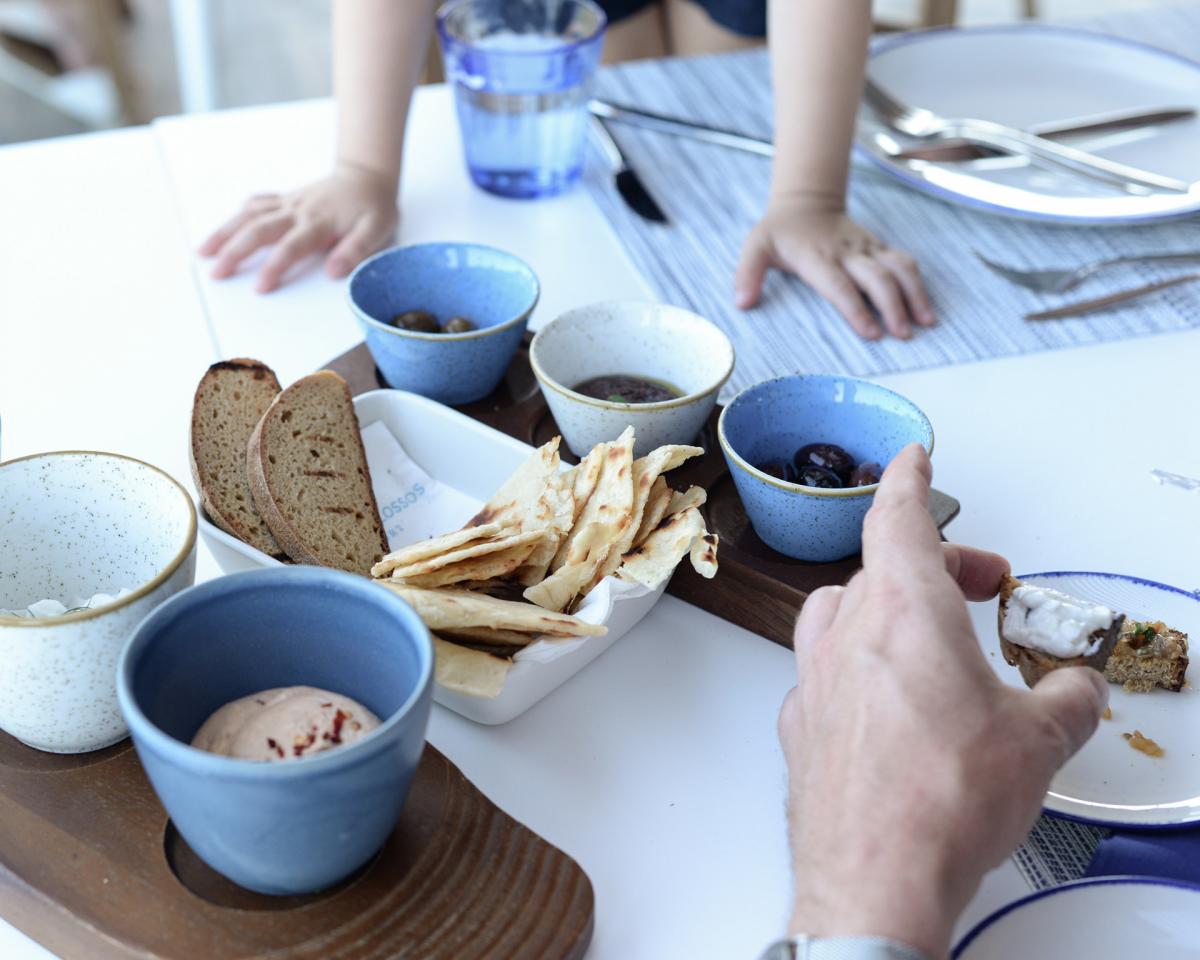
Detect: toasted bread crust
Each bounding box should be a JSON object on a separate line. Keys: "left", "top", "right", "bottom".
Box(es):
{"left": 998, "top": 575, "right": 1124, "bottom": 688}
{"left": 189, "top": 358, "right": 286, "bottom": 558}
{"left": 246, "top": 370, "right": 387, "bottom": 573}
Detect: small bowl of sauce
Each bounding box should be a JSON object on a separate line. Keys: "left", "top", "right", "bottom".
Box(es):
{"left": 530, "top": 302, "right": 734, "bottom": 458}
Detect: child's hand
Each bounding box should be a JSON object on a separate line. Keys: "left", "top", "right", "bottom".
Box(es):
{"left": 735, "top": 194, "right": 935, "bottom": 340}
{"left": 199, "top": 164, "right": 399, "bottom": 293}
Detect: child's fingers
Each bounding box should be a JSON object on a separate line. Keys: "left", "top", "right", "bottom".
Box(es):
{"left": 199, "top": 210, "right": 255, "bottom": 257}
{"left": 842, "top": 255, "right": 911, "bottom": 340}
{"left": 256, "top": 222, "right": 337, "bottom": 293}
{"left": 734, "top": 233, "right": 770, "bottom": 309}
{"left": 210, "top": 214, "right": 293, "bottom": 280}
{"left": 325, "top": 215, "right": 391, "bottom": 278}
{"left": 798, "top": 257, "right": 881, "bottom": 341}
{"left": 198, "top": 196, "right": 282, "bottom": 257}
{"left": 877, "top": 248, "right": 936, "bottom": 328}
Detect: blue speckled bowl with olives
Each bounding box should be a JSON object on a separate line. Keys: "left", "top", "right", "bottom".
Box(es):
{"left": 718, "top": 375, "right": 934, "bottom": 562}
{"left": 348, "top": 243, "right": 540, "bottom": 406}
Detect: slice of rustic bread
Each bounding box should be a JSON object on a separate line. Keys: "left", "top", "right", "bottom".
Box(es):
{"left": 997, "top": 574, "right": 1124, "bottom": 688}
{"left": 190, "top": 358, "right": 286, "bottom": 558}
{"left": 247, "top": 370, "right": 387, "bottom": 574}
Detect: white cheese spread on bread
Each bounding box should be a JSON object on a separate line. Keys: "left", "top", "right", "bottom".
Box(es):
{"left": 1002, "top": 584, "right": 1116, "bottom": 659}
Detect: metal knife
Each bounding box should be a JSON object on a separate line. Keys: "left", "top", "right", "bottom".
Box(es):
{"left": 590, "top": 115, "right": 668, "bottom": 224}
{"left": 591, "top": 98, "right": 1195, "bottom": 167}
{"left": 591, "top": 99, "right": 773, "bottom": 157}
{"left": 1025, "top": 272, "right": 1200, "bottom": 321}
{"left": 895, "top": 106, "right": 1197, "bottom": 163}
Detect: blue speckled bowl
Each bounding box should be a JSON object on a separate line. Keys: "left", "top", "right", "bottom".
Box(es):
{"left": 117, "top": 567, "right": 433, "bottom": 896}
{"left": 718, "top": 375, "right": 934, "bottom": 562}
{"left": 348, "top": 243, "right": 540, "bottom": 405}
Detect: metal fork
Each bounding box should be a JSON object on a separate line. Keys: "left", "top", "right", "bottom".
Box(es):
{"left": 862, "top": 78, "right": 1192, "bottom": 195}
{"left": 976, "top": 250, "right": 1200, "bottom": 294}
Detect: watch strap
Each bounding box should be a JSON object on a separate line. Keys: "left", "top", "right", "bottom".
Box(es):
{"left": 760, "top": 934, "right": 931, "bottom": 960}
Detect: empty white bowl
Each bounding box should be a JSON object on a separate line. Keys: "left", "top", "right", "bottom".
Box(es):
{"left": 529, "top": 301, "right": 735, "bottom": 458}
{"left": 0, "top": 452, "right": 197, "bottom": 753}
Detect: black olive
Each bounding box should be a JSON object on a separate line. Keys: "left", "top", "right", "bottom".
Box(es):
{"left": 849, "top": 462, "right": 882, "bottom": 487}
{"left": 390, "top": 310, "right": 440, "bottom": 333}
{"left": 795, "top": 464, "right": 843, "bottom": 489}
{"left": 442, "top": 316, "right": 476, "bottom": 333}
{"left": 757, "top": 460, "right": 791, "bottom": 481}
{"left": 793, "top": 443, "right": 855, "bottom": 483}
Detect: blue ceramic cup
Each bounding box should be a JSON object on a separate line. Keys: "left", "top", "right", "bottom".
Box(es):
{"left": 117, "top": 567, "right": 433, "bottom": 896}
{"left": 348, "top": 242, "right": 540, "bottom": 406}
{"left": 718, "top": 375, "right": 934, "bottom": 562}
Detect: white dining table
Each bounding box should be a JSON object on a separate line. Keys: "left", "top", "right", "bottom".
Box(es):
{"left": 2, "top": 82, "right": 1198, "bottom": 960}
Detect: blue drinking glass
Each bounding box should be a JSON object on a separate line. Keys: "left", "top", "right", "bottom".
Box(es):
{"left": 437, "top": 0, "right": 606, "bottom": 199}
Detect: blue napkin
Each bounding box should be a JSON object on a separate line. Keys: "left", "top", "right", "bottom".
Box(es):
{"left": 1086, "top": 829, "right": 1200, "bottom": 885}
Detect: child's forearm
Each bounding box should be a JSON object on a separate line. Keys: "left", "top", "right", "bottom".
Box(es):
{"left": 333, "top": 0, "right": 440, "bottom": 191}
{"left": 768, "top": 0, "right": 872, "bottom": 205}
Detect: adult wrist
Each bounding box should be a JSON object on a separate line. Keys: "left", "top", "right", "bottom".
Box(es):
{"left": 788, "top": 854, "right": 959, "bottom": 960}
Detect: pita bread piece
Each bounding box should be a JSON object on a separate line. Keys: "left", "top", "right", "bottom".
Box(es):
{"left": 513, "top": 470, "right": 575, "bottom": 586}
{"left": 690, "top": 532, "right": 719, "bottom": 579}
{"left": 391, "top": 534, "right": 543, "bottom": 589}
{"left": 617, "top": 506, "right": 707, "bottom": 590}
{"left": 382, "top": 529, "right": 544, "bottom": 581}
{"left": 666, "top": 485, "right": 707, "bottom": 517}
{"left": 526, "top": 426, "right": 636, "bottom": 612}
{"left": 633, "top": 477, "right": 672, "bottom": 547}
{"left": 433, "top": 635, "right": 510, "bottom": 699}
{"left": 440, "top": 625, "right": 535, "bottom": 648}
{"left": 583, "top": 442, "right": 703, "bottom": 596}
{"left": 371, "top": 522, "right": 507, "bottom": 578}
{"left": 379, "top": 583, "right": 607, "bottom": 637}
{"left": 465, "top": 437, "right": 560, "bottom": 532}
{"left": 550, "top": 441, "right": 608, "bottom": 573}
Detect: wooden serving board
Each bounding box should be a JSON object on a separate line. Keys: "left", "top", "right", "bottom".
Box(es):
{"left": 0, "top": 731, "right": 593, "bottom": 959}
{"left": 327, "top": 340, "right": 960, "bottom": 648}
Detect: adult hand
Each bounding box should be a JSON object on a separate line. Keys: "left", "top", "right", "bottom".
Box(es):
{"left": 779, "top": 444, "right": 1107, "bottom": 959}
{"left": 198, "top": 163, "right": 399, "bottom": 293}
{"left": 735, "top": 194, "right": 935, "bottom": 340}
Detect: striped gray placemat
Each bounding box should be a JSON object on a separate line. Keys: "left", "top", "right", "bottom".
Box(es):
{"left": 1016, "top": 815, "right": 1109, "bottom": 890}
{"left": 584, "top": 5, "right": 1200, "bottom": 395}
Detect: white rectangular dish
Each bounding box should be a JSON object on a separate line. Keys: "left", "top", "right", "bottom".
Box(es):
{"left": 197, "top": 388, "right": 666, "bottom": 724}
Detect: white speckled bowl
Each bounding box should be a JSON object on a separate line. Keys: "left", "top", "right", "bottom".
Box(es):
{"left": 0, "top": 452, "right": 197, "bottom": 753}
{"left": 529, "top": 301, "right": 735, "bottom": 458}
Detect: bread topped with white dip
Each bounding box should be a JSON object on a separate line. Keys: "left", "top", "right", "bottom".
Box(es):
{"left": 997, "top": 574, "right": 1125, "bottom": 688}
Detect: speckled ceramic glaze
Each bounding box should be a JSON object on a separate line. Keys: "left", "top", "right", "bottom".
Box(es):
{"left": 718, "top": 375, "right": 934, "bottom": 562}
{"left": 118, "top": 568, "right": 433, "bottom": 895}
{"left": 0, "top": 452, "right": 197, "bottom": 753}
{"left": 529, "top": 301, "right": 735, "bottom": 458}
{"left": 348, "top": 242, "right": 540, "bottom": 405}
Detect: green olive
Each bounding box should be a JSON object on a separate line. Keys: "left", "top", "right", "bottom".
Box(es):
{"left": 443, "top": 316, "right": 476, "bottom": 334}
{"left": 390, "top": 310, "right": 440, "bottom": 333}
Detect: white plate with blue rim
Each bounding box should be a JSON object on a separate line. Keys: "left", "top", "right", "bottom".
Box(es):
{"left": 978, "top": 571, "right": 1200, "bottom": 828}
{"left": 857, "top": 24, "right": 1200, "bottom": 224}
{"left": 953, "top": 877, "right": 1200, "bottom": 959}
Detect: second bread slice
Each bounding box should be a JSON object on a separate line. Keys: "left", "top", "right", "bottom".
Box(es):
{"left": 247, "top": 371, "right": 388, "bottom": 574}
{"left": 190, "top": 358, "right": 285, "bottom": 559}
